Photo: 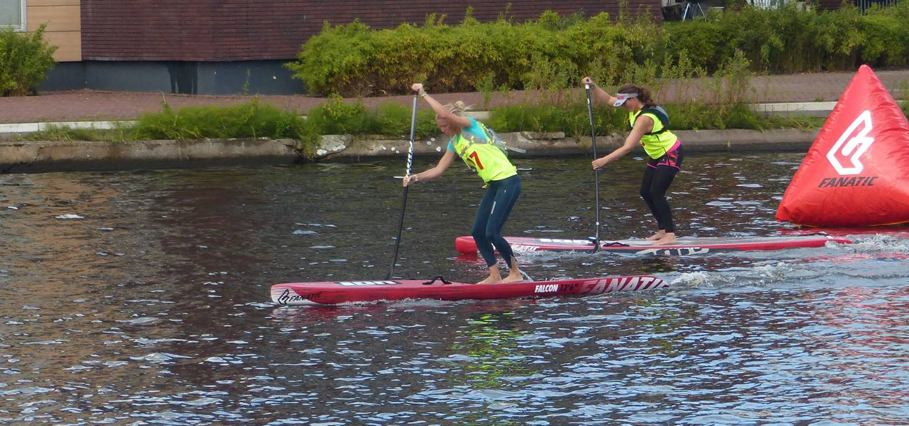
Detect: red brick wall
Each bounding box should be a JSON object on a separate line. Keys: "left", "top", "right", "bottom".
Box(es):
{"left": 81, "top": 0, "right": 663, "bottom": 61}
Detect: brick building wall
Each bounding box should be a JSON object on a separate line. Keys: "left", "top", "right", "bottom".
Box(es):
{"left": 81, "top": 0, "right": 663, "bottom": 61}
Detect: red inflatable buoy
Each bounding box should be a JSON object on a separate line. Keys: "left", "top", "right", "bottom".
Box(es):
{"left": 777, "top": 65, "right": 909, "bottom": 227}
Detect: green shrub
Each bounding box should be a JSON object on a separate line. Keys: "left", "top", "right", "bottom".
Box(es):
{"left": 861, "top": 5, "right": 909, "bottom": 66}
{"left": 304, "top": 95, "right": 377, "bottom": 135}
{"left": 487, "top": 103, "right": 622, "bottom": 137}
{"left": 288, "top": 11, "right": 650, "bottom": 96}
{"left": 900, "top": 82, "right": 909, "bottom": 117}
{"left": 285, "top": 20, "right": 378, "bottom": 97}
{"left": 290, "top": 4, "right": 909, "bottom": 96}
{"left": 485, "top": 97, "right": 804, "bottom": 135}
{"left": 132, "top": 99, "right": 318, "bottom": 143}
{"left": 21, "top": 124, "right": 132, "bottom": 142}
{"left": 305, "top": 96, "right": 442, "bottom": 139}
{"left": 0, "top": 24, "right": 57, "bottom": 96}
{"left": 374, "top": 102, "right": 438, "bottom": 138}
{"left": 663, "top": 21, "right": 731, "bottom": 74}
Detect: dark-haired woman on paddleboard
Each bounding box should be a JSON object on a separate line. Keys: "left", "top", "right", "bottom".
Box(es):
{"left": 584, "top": 77, "right": 683, "bottom": 245}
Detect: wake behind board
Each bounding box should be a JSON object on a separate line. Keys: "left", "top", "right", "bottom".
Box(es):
{"left": 271, "top": 275, "right": 667, "bottom": 306}
{"left": 455, "top": 235, "right": 853, "bottom": 256}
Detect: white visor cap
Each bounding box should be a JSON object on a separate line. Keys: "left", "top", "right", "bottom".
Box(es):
{"left": 613, "top": 92, "right": 638, "bottom": 107}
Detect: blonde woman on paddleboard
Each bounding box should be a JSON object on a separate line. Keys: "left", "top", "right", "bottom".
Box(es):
{"left": 404, "top": 83, "right": 523, "bottom": 284}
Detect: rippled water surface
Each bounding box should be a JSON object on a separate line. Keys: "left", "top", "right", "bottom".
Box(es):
{"left": 1, "top": 154, "right": 908, "bottom": 424}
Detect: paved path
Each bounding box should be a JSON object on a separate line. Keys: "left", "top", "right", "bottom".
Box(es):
{"left": 1, "top": 69, "right": 907, "bottom": 124}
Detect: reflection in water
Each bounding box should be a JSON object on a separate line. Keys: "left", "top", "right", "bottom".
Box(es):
{"left": 450, "top": 310, "right": 535, "bottom": 389}
{"left": 802, "top": 286, "right": 909, "bottom": 419}
{"left": 1, "top": 154, "right": 908, "bottom": 423}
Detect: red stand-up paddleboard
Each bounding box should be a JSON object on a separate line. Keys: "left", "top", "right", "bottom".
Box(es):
{"left": 271, "top": 275, "right": 667, "bottom": 306}
{"left": 455, "top": 235, "right": 852, "bottom": 256}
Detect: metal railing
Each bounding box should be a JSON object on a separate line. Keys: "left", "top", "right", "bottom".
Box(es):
{"left": 856, "top": 0, "right": 900, "bottom": 13}
{"left": 750, "top": 0, "right": 900, "bottom": 12}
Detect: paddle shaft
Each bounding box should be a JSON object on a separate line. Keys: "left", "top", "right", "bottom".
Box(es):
{"left": 386, "top": 93, "right": 419, "bottom": 279}
{"left": 585, "top": 84, "right": 601, "bottom": 253}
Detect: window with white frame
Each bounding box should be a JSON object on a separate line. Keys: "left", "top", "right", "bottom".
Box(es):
{"left": 0, "top": 0, "right": 26, "bottom": 31}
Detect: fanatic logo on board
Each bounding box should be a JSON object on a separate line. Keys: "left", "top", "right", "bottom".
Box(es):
{"left": 826, "top": 110, "right": 874, "bottom": 175}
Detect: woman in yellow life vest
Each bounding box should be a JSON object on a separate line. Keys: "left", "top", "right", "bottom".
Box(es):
{"left": 583, "top": 78, "right": 684, "bottom": 245}
{"left": 403, "top": 83, "right": 523, "bottom": 284}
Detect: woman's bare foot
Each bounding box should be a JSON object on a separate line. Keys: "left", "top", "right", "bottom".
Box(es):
{"left": 499, "top": 257, "right": 523, "bottom": 283}
{"left": 646, "top": 230, "right": 666, "bottom": 241}
{"left": 477, "top": 265, "right": 502, "bottom": 284}
{"left": 654, "top": 233, "right": 677, "bottom": 245}
{"left": 500, "top": 272, "right": 524, "bottom": 283}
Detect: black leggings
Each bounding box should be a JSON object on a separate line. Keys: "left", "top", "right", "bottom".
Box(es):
{"left": 472, "top": 175, "right": 521, "bottom": 268}
{"left": 640, "top": 146, "right": 683, "bottom": 233}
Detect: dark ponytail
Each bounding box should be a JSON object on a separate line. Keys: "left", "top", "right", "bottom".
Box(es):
{"left": 638, "top": 87, "right": 655, "bottom": 107}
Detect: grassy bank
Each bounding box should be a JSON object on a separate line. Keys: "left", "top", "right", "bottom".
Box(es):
{"left": 15, "top": 98, "right": 830, "bottom": 147}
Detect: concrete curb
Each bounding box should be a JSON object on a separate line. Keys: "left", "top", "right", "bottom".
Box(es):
{"left": 0, "top": 128, "right": 819, "bottom": 173}
{"left": 0, "top": 120, "right": 138, "bottom": 134}
{"left": 0, "top": 138, "right": 303, "bottom": 173}
{"left": 322, "top": 129, "right": 820, "bottom": 160}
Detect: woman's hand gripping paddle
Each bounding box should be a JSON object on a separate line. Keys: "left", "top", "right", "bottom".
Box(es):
{"left": 385, "top": 92, "right": 420, "bottom": 279}
{"left": 585, "top": 84, "right": 602, "bottom": 254}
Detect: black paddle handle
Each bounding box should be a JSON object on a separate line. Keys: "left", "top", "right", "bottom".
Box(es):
{"left": 386, "top": 92, "right": 420, "bottom": 279}
{"left": 585, "top": 84, "right": 601, "bottom": 254}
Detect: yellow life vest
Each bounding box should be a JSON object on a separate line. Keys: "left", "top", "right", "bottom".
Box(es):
{"left": 451, "top": 122, "right": 517, "bottom": 183}
{"left": 629, "top": 107, "right": 679, "bottom": 159}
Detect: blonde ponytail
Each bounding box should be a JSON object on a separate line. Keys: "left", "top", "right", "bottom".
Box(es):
{"left": 442, "top": 101, "right": 472, "bottom": 116}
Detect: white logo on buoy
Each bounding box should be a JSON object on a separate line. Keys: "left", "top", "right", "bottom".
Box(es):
{"left": 827, "top": 110, "right": 874, "bottom": 175}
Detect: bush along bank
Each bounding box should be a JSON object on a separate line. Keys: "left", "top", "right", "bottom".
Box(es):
{"left": 288, "top": 3, "right": 909, "bottom": 97}
{"left": 0, "top": 24, "right": 57, "bottom": 97}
